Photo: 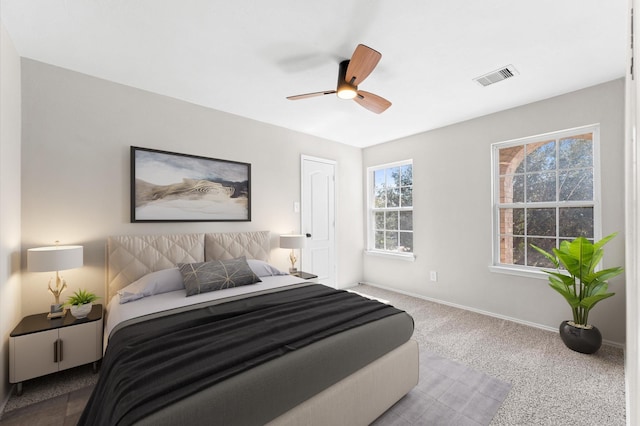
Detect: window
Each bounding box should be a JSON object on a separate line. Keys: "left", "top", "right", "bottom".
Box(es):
{"left": 492, "top": 125, "right": 600, "bottom": 272}
{"left": 367, "top": 160, "right": 413, "bottom": 257}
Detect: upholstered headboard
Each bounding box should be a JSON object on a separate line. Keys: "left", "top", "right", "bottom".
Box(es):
{"left": 106, "top": 231, "right": 271, "bottom": 301}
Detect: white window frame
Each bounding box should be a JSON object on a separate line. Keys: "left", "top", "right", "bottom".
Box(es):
{"left": 366, "top": 159, "right": 415, "bottom": 261}
{"left": 489, "top": 124, "right": 601, "bottom": 278}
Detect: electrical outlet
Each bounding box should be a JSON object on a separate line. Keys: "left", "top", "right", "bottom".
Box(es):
{"left": 429, "top": 271, "right": 438, "bottom": 282}
{"left": 294, "top": 202, "right": 300, "bottom": 213}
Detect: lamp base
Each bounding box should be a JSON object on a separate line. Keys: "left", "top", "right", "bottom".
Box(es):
{"left": 47, "top": 304, "right": 66, "bottom": 319}
{"left": 289, "top": 267, "right": 298, "bottom": 274}
{"left": 47, "top": 311, "right": 66, "bottom": 319}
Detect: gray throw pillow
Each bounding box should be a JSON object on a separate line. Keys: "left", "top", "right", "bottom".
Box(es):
{"left": 178, "top": 257, "right": 262, "bottom": 297}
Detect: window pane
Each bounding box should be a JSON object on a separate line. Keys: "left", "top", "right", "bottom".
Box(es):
{"left": 399, "top": 232, "right": 413, "bottom": 252}
{"left": 526, "top": 171, "right": 556, "bottom": 202}
{"left": 374, "top": 211, "right": 385, "bottom": 230}
{"left": 400, "top": 211, "right": 413, "bottom": 230}
{"left": 527, "top": 237, "right": 556, "bottom": 267}
{"left": 500, "top": 236, "right": 525, "bottom": 265}
{"left": 559, "top": 237, "right": 593, "bottom": 249}
{"left": 386, "top": 167, "right": 400, "bottom": 187}
{"left": 526, "top": 140, "right": 556, "bottom": 172}
{"left": 385, "top": 232, "right": 398, "bottom": 251}
{"left": 386, "top": 188, "right": 399, "bottom": 207}
{"left": 374, "top": 169, "right": 386, "bottom": 191}
{"left": 499, "top": 208, "right": 512, "bottom": 236}
{"left": 375, "top": 231, "right": 385, "bottom": 250}
{"left": 374, "top": 191, "right": 386, "bottom": 208}
{"left": 401, "top": 165, "right": 413, "bottom": 186}
{"left": 559, "top": 207, "right": 594, "bottom": 238}
{"left": 559, "top": 134, "right": 592, "bottom": 169}
{"left": 499, "top": 177, "right": 512, "bottom": 203}
{"left": 512, "top": 175, "right": 524, "bottom": 203}
{"left": 513, "top": 208, "right": 525, "bottom": 235}
{"left": 401, "top": 187, "right": 413, "bottom": 207}
{"left": 500, "top": 208, "right": 524, "bottom": 236}
{"left": 513, "top": 237, "right": 525, "bottom": 265}
{"left": 385, "top": 211, "right": 398, "bottom": 230}
{"left": 499, "top": 145, "right": 525, "bottom": 175}
{"left": 559, "top": 169, "right": 593, "bottom": 201}
{"left": 500, "top": 175, "right": 524, "bottom": 203}
{"left": 527, "top": 208, "right": 556, "bottom": 237}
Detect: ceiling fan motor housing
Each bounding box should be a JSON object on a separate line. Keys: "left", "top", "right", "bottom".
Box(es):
{"left": 337, "top": 60, "right": 357, "bottom": 99}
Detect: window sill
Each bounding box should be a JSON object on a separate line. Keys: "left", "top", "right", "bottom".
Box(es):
{"left": 365, "top": 250, "right": 416, "bottom": 262}
{"left": 488, "top": 265, "right": 550, "bottom": 280}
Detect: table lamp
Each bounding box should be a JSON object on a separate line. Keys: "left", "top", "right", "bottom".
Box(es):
{"left": 27, "top": 242, "right": 83, "bottom": 319}
{"left": 279, "top": 234, "right": 307, "bottom": 273}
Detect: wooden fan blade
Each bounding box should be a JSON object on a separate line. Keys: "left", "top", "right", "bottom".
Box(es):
{"left": 287, "top": 90, "right": 336, "bottom": 100}
{"left": 354, "top": 90, "right": 392, "bottom": 114}
{"left": 345, "top": 44, "right": 381, "bottom": 86}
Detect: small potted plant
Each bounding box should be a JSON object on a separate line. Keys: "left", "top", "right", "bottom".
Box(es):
{"left": 531, "top": 233, "right": 623, "bottom": 354}
{"left": 66, "top": 289, "right": 99, "bottom": 319}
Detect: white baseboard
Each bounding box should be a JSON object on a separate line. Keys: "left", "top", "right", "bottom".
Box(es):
{"left": 359, "top": 281, "right": 624, "bottom": 349}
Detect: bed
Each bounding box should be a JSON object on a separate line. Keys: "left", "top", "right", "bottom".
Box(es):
{"left": 80, "top": 231, "right": 418, "bottom": 425}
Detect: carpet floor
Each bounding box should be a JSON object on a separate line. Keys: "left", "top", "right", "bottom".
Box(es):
{"left": 0, "top": 283, "right": 625, "bottom": 425}
{"left": 356, "top": 284, "right": 626, "bottom": 426}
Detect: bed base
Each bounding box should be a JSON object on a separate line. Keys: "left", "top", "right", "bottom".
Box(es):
{"left": 269, "top": 339, "right": 419, "bottom": 426}
{"left": 106, "top": 231, "right": 419, "bottom": 425}
{"left": 135, "top": 339, "right": 418, "bottom": 426}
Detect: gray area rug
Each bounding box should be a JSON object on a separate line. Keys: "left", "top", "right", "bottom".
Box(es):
{"left": 373, "top": 350, "right": 511, "bottom": 426}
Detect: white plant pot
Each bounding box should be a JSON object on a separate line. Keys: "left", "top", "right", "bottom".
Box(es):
{"left": 70, "top": 303, "right": 92, "bottom": 319}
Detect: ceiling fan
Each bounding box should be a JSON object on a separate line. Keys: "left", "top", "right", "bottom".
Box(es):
{"left": 286, "top": 44, "right": 392, "bottom": 114}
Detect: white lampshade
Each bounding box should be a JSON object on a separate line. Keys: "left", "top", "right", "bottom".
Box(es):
{"left": 279, "top": 235, "right": 307, "bottom": 249}
{"left": 28, "top": 245, "right": 83, "bottom": 272}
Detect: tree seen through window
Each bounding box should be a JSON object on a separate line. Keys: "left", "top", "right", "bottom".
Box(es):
{"left": 495, "top": 128, "right": 597, "bottom": 269}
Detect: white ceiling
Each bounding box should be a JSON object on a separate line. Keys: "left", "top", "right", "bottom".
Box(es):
{"left": 0, "top": 0, "right": 628, "bottom": 148}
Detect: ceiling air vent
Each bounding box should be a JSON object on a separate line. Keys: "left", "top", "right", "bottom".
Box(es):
{"left": 473, "top": 65, "right": 519, "bottom": 87}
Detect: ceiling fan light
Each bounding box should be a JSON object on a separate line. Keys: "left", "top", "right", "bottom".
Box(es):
{"left": 337, "top": 87, "right": 357, "bottom": 100}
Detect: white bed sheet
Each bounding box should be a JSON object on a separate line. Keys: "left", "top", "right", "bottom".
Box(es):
{"left": 104, "top": 275, "right": 307, "bottom": 351}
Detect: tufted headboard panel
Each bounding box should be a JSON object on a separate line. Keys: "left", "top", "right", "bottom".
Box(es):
{"left": 107, "top": 231, "right": 271, "bottom": 302}
{"left": 204, "top": 231, "right": 270, "bottom": 261}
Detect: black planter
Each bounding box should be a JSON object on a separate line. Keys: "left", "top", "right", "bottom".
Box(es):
{"left": 559, "top": 320, "right": 602, "bottom": 354}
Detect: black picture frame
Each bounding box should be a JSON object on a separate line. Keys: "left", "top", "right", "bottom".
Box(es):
{"left": 130, "top": 146, "right": 251, "bottom": 222}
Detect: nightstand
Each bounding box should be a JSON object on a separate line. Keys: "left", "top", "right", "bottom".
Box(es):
{"left": 291, "top": 271, "right": 318, "bottom": 281}
{"left": 9, "top": 304, "right": 103, "bottom": 396}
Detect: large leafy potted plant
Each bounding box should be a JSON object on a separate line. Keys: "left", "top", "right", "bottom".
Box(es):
{"left": 531, "top": 233, "right": 623, "bottom": 354}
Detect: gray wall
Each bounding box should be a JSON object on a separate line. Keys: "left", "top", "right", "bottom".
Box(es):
{"left": 362, "top": 79, "right": 626, "bottom": 345}
{"left": 20, "top": 59, "right": 363, "bottom": 316}
{"left": 0, "top": 23, "right": 22, "bottom": 409}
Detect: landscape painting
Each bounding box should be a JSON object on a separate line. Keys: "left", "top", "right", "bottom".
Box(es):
{"left": 131, "top": 146, "right": 251, "bottom": 222}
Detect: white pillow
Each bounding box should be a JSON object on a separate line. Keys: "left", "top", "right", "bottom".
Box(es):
{"left": 118, "top": 268, "right": 184, "bottom": 303}
{"left": 246, "top": 259, "right": 288, "bottom": 277}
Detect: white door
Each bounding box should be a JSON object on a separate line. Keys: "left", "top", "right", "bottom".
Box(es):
{"left": 301, "top": 156, "right": 336, "bottom": 287}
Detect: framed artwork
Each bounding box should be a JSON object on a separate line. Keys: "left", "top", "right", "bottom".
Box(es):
{"left": 130, "top": 146, "right": 251, "bottom": 222}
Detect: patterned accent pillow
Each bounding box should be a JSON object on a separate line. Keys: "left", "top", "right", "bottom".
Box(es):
{"left": 178, "top": 256, "right": 262, "bottom": 297}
